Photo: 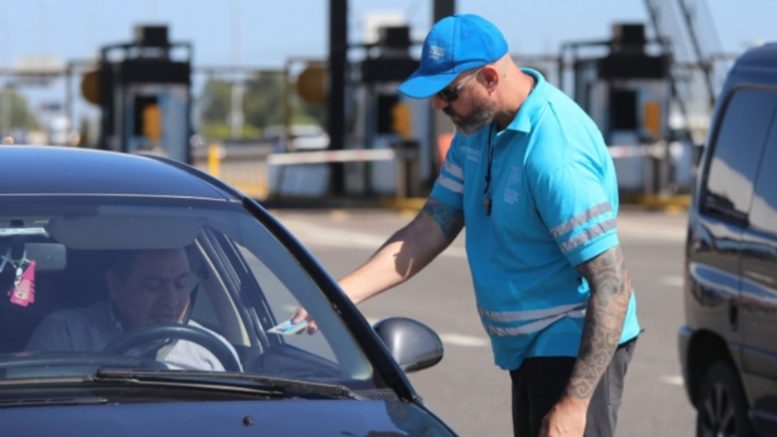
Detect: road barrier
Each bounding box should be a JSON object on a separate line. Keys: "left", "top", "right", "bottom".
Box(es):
{"left": 194, "top": 140, "right": 691, "bottom": 210}
{"left": 266, "top": 144, "right": 420, "bottom": 199}
{"left": 266, "top": 148, "right": 395, "bottom": 165}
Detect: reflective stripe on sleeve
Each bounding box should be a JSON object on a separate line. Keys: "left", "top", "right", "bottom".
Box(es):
{"left": 550, "top": 202, "right": 612, "bottom": 239}
{"left": 559, "top": 218, "right": 617, "bottom": 254}
{"left": 437, "top": 174, "right": 464, "bottom": 194}
{"left": 443, "top": 161, "right": 464, "bottom": 179}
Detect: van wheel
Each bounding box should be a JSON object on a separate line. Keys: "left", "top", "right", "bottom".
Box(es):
{"left": 696, "top": 361, "right": 752, "bottom": 437}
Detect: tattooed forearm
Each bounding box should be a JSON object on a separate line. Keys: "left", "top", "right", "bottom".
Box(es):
{"left": 567, "top": 245, "right": 632, "bottom": 399}
{"left": 421, "top": 199, "right": 464, "bottom": 242}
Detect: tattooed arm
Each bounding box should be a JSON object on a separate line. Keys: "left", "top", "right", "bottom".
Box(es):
{"left": 570, "top": 245, "right": 632, "bottom": 397}
{"left": 337, "top": 198, "right": 464, "bottom": 304}
{"left": 540, "top": 245, "right": 632, "bottom": 436}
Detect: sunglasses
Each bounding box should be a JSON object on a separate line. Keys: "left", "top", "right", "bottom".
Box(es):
{"left": 436, "top": 68, "right": 483, "bottom": 103}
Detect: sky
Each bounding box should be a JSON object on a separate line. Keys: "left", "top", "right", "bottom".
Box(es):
{"left": 3, "top": 0, "right": 775, "bottom": 70}
{"left": 1, "top": 0, "right": 775, "bottom": 135}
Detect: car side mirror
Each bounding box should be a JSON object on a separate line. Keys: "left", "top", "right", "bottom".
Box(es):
{"left": 373, "top": 317, "right": 444, "bottom": 373}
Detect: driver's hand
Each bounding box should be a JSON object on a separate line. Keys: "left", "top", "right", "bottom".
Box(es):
{"left": 291, "top": 307, "right": 319, "bottom": 334}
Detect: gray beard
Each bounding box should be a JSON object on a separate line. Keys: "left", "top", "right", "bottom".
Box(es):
{"left": 455, "top": 104, "right": 497, "bottom": 135}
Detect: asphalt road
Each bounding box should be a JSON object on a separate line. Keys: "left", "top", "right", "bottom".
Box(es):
{"left": 272, "top": 206, "right": 694, "bottom": 436}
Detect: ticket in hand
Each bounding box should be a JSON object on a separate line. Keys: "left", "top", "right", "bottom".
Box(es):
{"left": 268, "top": 319, "right": 309, "bottom": 335}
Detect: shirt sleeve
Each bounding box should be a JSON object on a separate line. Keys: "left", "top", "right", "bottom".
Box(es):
{"left": 26, "top": 313, "right": 75, "bottom": 351}
{"left": 532, "top": 161, "right": 619, "bottom": 266}
{"left": 429, "top": 137, "right": 465, "bottom": 209}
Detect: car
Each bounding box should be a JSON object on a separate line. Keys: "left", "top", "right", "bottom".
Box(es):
{"left": 680, "top": 42, "right": 777, "bottom": 437}
{"left": 0, "top": 145, "right": 455, "bottom": 436}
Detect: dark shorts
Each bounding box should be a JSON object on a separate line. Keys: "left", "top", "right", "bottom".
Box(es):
{"left": 509, "top": 338, "right": 637, "bottom": 437}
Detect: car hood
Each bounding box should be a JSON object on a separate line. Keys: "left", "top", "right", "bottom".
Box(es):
{"left": 0, "top": 399, "right": 456, "bottom": 436}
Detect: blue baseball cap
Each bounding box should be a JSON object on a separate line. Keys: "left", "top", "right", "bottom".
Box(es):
{"left": 399, "top": 14, "right": 509, "bottom": 99}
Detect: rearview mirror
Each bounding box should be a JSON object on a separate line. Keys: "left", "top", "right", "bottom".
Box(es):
{"left": 25, "top": 242, "right": 67, "bottom": 271}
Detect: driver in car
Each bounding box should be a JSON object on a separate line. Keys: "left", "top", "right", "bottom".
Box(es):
{"left": 26, "top": 248, "right": 240, "bottom": 372}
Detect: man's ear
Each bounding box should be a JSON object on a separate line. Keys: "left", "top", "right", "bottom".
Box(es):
{"left": 480, "top": 66, "right": 499, "bottom": 92}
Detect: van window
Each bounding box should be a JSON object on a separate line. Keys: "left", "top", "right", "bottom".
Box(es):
{"left": 704, "top": 88, "right": 777, "bottom": 221}
{"left": 749, "top": 112, "right": 777, "bottom": 236}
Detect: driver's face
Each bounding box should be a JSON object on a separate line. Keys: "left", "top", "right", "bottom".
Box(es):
{"left": 107, "top": 249, "right": 193, "bottom": 331}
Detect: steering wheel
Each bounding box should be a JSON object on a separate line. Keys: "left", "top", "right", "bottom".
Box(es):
{"left": 103, "top": 324, "right": 241, "bottom": 372}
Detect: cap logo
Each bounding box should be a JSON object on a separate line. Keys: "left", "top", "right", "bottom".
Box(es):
{"left": 428, "top": 45, "right": 445, "bottom": 61}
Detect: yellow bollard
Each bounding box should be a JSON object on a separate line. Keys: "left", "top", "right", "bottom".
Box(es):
{"left": 208, "top": 143, "right": 221, "bottom": 177}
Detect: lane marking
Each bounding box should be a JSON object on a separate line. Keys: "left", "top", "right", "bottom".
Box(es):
{"left": 660, "top": 375, "right": 684, "bottom": 386}
{"left": 618, "top": 228, "right": 685, "bottom": 242}
{"left": 617, "top": 221, "right": 685, "bottom": 242}
{"left": 661, "top": 275, "right": 684, "bottom": 288}
{"left": 439, "top": 333, "right": 490, "bottom": 347}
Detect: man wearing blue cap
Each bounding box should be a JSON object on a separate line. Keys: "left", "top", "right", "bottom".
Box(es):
{"left": 295, "top": 13, "right": 640, "bottom": 437}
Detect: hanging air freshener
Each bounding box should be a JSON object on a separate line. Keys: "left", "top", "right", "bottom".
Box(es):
{"left": 7, "top": 260, "right": 35, "bottom": 307}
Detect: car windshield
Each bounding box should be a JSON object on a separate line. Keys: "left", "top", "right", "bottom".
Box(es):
{"left": 0, "top": 196, "right": 380, "bottom": 391}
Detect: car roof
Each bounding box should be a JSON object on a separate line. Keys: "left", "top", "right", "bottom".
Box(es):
{"left": 0, "top": 146, "right": 235, "bottom": 199}
{"left": 736, "top": 42, "right": 777, "bottom": 71}
{"left": 722, "top": 42, "right": 777, "bottom": 92}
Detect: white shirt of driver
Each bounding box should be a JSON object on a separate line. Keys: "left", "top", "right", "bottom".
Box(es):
{"left": 26, "top": 301, "right": 240, "bottom": 372}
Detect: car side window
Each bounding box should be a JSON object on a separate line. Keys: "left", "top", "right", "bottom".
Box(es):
{"left": 235, "top": 244, "right": 337, "bottom": 362}
{"left": 749, "top": 107, "right": 777, "bottom": 236}
{"left": 704, "top": 88, "right": 777, "bottom": 222}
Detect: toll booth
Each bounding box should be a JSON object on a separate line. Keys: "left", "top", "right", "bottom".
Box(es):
{"left": 356, "top": 24, "right": 427, "bottom": 196}
{"left": 562, "top": 24, "right": 676, "bottom": 194}
{"left": 95, "top": 25, "right": 192, "bottom": 163}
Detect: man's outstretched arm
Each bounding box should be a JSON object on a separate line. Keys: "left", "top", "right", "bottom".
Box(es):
{"left": 338, "top": 198, "right": 464, "bottom": 304}
{"left": 541, "top": 245, "right": 632, "bottom": 436}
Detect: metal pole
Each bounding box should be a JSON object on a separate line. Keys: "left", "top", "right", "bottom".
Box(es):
{"left": 65, "top": 63, "right": 74, "bottom": 144}
{"left": 328, "top": 0, "right": 347, "bottom": 195}
{"left": 1, "top": 84, "right": 10, "bottom": 137}
{"left": 677, "top": 0, "right": 716, "bottom": 108}
{"left": 228, "top": 80, "right": 245, "bottom": 139}
{"left": 433, "top": 0, "right": 455, "bottom": 20}
{"left": 426, "top": 0, "right": 456, "bottom": 187}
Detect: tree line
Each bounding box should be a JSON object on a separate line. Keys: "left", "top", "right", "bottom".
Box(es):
{"left": 198, "top": 70, "right": 324, "bottom": 140}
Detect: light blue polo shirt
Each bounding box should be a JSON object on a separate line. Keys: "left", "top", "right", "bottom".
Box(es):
{"left": 430, "top": 68, "right": 640, "bottom": 370}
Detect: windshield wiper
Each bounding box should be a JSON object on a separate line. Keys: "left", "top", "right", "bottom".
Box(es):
{"left": 95, "top": 369, "right": 363, "bottom": 400}
{"left": 0, "top": 396, "right": 108, "bottom": 408}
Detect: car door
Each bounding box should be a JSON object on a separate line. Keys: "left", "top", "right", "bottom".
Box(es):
{"left": 689, "top": 88, "right": 775, "bottom": 353}
{"left": 739, "top": 89, "right": 777, "bottom": 432}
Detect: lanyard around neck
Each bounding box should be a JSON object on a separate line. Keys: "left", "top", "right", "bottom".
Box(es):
{"left": 482, "top": 124, "right": 495, "bottom": 216}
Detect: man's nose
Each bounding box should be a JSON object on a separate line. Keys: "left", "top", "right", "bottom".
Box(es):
{"left": 155, "top": 285, "right": 176, "bottom": 302}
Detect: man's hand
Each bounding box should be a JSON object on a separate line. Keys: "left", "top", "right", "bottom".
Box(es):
{"left": 288, "top": 200, "right": 463, "bottom": 336}
{"left": 290, "top": 307, "right": 318, "bottom": 334}
{"left": 539, "top": 396, "right": 588, "bottom": 437}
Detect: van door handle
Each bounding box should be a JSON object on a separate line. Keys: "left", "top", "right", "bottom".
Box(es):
{"left": 729, "top": 303, "right": 738, "bottom": 331}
